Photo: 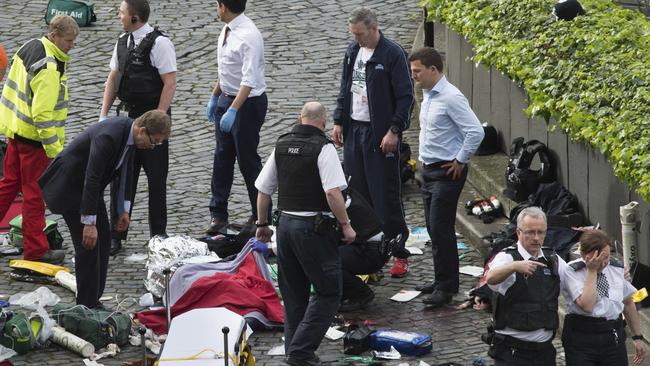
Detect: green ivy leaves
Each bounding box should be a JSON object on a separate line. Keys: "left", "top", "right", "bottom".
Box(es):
{"left": 421, "top": 0, "right": 650, "bottom": 199}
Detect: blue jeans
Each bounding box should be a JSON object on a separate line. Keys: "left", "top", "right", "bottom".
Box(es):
{"left": 277, "top": 214, "right": 341, "bottom": 360}
{"left": 343, "top": 121, "right": 409, "bottom": 257}
{"left": 210, "top": 93, "right": 268, "bottom": 221}
{"left": 421, "top": 164, "right": 467, "bottom": 293}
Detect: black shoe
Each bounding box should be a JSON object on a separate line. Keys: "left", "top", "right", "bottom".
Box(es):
{"left": 110, "top": 239, "right": 122, "bottom": 256}
{"left": 37, "top": 249, "right": 65, "bottom": 264}
{"left": 205, "top": 217, "right": 227, "bottom": 235}
{"left": 338, "top": 291, "right": 375, "bottom": 312}
{"left": 286, "top": 355, "right": 321, "bottom": 366}
{"left": 423, "top": 290, "right": 453, "bottom": 307}
{"left": 415, "top": 282, "right": 437, "bottom": 294}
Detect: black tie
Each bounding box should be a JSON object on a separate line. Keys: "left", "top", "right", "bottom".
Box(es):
{"left": 128, "top": 33, "right": 135, "bottom": 51}
{"left": 222, "top": 26, "right": 230, "bottom": 46}
{"left": 597, "top": 272, "right": 609, "bottom": 298}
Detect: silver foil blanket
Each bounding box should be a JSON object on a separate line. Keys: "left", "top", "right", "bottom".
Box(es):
{"left": 144, "top": 234, "right": 219, "bottom": 298}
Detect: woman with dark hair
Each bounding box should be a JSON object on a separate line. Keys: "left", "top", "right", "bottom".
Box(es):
{"left": 562, "top": 229, "right": 646, "bottom": 365}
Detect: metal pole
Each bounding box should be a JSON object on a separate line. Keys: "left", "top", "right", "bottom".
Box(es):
{"left": 139, "top": 327, "right": 147, "bottom": 366}
{"left": 222, "top": 326, "right": 230, "bottom": 366}
{"left": 163, "top": 268, "right": 171, "bottom": 334}
{"left": 620, "top": 201, "right": 639, "bottom": 270}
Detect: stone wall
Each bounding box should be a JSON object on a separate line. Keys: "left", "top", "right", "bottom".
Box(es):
{"left": 440, "top": 24, "right": 650, "bottom": 265}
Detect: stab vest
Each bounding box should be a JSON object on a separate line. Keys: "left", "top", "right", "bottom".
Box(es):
{"left": 493, "top": 246, "right": 560, "bottom": 332}
{"left": 275, "top": 124, "right": 331, "bottom": 212}
{"left": 116, "top": 28, "right": 165, "bottom": 107}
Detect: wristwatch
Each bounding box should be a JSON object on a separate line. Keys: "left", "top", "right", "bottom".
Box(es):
{"left": 632, "top": 334, "right": 645, "bottom": 341}
{"left": 389, "top": 125, "right": 400, "bottom": 134}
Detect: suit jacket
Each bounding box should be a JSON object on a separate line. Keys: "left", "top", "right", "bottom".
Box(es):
{"left": 39, "top": 117, "right": 135, "bottom": 215}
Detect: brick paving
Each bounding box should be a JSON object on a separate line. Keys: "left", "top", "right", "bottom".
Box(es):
{"left": 0, "top": 1, "right": 515, "bottom": 365}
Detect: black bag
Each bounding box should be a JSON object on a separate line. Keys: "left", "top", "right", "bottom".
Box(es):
{"left": 400, "top": 141, "right": 415, "bottom": 183}
{"left": 476, "top": 124, "right": 499, "bottom": 156}
{"left": 504, "top": 138, "right": 555, "bottom": 202}
{"left": 343, "top": 324, "right": 374, "bottom": 355}
{"left": 200, "top": 223, "right": 256, "bottom": 258}
{"left": 554, "top": 0, "right": 585, "bottom": 21}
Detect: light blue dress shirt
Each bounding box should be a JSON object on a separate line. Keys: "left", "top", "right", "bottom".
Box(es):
{"left": 418, "top": 76, "right": 484, "bottom": 164}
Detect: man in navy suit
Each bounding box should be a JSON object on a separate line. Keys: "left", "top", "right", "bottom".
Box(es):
{"left": 39, "top": 110, "right": 171, "bottom": 308}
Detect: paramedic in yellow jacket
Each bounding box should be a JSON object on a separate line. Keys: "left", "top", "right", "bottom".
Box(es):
{"left": 0, "top": 15, "right": 79, "bottom": 264}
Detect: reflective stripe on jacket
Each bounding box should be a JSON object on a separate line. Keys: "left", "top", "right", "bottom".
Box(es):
{"left": 0, "top": 36, "right": 70, "bottom": 158}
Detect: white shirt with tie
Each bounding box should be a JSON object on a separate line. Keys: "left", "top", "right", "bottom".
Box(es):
{"left": 217, "top": 13, "right": 266, "bottom": 97}
{"left": 109, "top": 23, "right": 177, "bottom": 75}
{"left": 488, "top": 242, "right": 568, "bottom": 342}
{"left": 562, "top": 258, "right": 636, "bottom": 320}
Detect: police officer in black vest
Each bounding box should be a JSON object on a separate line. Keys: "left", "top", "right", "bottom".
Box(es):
{"left": 485, "top": 207, "right": 568, "bottom": 366}
{"left": 99, "top": 0, "right": 177, "bottom": 255}
{"left": 255, "top": 102, "right": 356, "bottom": 366}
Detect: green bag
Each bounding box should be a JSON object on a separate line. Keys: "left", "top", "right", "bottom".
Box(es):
{"left": 9, "top": 215, "right": 63, "bottom": 251}
{"left": 0, "top": 313, "right": 34, "bottom": 355}
{"left": 52, "top": 304, "right": 132, "bottom": 350}
{"left": 45, "top": 0, "right": 97, "bottom": 27}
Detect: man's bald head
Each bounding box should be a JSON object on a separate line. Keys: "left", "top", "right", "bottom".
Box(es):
{"left": 299, "top": 102, "right": 327, "bottom": 131}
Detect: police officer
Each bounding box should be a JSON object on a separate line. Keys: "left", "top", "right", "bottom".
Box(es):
{"left": 99, "top": 0, "right": 177, "bottom": 255}
{"left": 562, "top": 229, "right": 646, "bottom": 366}
{"left": 486, "top": 207, "right": 568, "bottom": 366}
{"left": 255, "top": 102, "right": 355, "bottom": 366}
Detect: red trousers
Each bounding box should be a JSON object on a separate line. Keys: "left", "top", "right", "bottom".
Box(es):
{"left": 0, "top": 139, "right": 50, "bottom": 260}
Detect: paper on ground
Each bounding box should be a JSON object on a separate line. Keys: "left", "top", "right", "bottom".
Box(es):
{"left": 459, "top": 265, "right": 484, "bottom": 277}
{"left": 405, "top": 246, "right": 423, "bottom": 255}
{"left": 325, "top": 327, "right": 345, "bottom": 341}
{"left": 391, "top": 290, "right": 421, "bottom": 302}
{"left": 268, "top": 344, "right": 285, "bottom": 355}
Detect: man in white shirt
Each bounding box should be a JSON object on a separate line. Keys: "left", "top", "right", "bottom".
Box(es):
{"left": 99, "top": 0, "right": 177, "bottom": 256}
{"left": 255, "top": 102, "right": 355, "bottom": 366}
{"left": 206, "top": 0, "right": 268, "bottom": 234}
{"left": 486, "top": 207, "right": 567, "bottom": 366}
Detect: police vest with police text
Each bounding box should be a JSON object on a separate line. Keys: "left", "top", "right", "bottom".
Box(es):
{"left": 493, "top": 246, "right": 560, "bottom": 332}
{"left": 116, "top": 28, "right": 165, "bottom": 107}
{"left": 275, "top": 124, "right": 331, "bottom": 212}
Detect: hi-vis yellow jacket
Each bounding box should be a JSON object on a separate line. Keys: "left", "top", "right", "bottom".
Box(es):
{"left": 0, "top": 36, "right": 70, "bottom": 158}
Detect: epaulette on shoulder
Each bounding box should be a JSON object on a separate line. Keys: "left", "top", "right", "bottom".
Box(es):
{"left": 152, "top": 26, "right": 167, "bottom": 37}
{"left": 569, "top": 261, "right": 586, "bottom": 271}
{"left": 609, "top": 259, "right": 624, "bottom": 268}
{"left": 502, "top": 245, "right": 518, "bottom": 253}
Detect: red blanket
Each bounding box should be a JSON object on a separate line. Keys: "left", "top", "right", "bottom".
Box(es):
{"left": 136, "top": 253, "right": 284, "bottom": 334}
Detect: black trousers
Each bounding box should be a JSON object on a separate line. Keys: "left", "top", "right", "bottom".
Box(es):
{"left": 343, "top": 122, "right": 409, "bottom": 258}
{"left": 111, "top": 106, "right": 169, "bottom": 240}
{"left": 562, "top": 322, "right": 628, "bottom": 366}
{"left": 277, "top": 215, "right": 341, "bottom": 361}
{"left": 491, "top": 341, "right": 556, "bottom": 366}
{"left": 421, "top": 164, "right": 467, "bottom": 293}
{"left": 63, "top": 202, "right": 111, "bottom": 308}
{"left": 339, "top": 242, "right": 386, "bottom": 300}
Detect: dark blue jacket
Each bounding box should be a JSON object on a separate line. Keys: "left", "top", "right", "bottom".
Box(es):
{"left": 333, "top": 32, "right": 414, "bottom": 146}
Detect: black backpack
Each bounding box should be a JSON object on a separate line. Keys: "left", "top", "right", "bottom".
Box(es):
{"left": 504, "top": 138, "right": 555, "bottom": 202}
{"left": 400, "top": 141, "right": 415, "bottom": 183}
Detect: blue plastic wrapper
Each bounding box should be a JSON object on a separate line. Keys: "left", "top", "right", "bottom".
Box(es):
{"left": 370, "top": 329, "right": 432, "bottom": 356}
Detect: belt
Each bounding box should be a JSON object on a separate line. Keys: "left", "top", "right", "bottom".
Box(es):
{"left": 13, "top": 134, "right": 42, "bottom": 147}
{"left": 281, "top": 212, "right": 318, "bottom": 222}
{"left": 422, "top": 160, "right": 452, "bottom": 169}
{"left": 564, "top": 314, "right": 623, "bottom": 333}
{"left": 501, "top": 334, "right": 553, "bottom": 351}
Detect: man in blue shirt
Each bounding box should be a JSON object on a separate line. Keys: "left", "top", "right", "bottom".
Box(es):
{"left": 409, "top": 47, "right": 484, "bottom": 307}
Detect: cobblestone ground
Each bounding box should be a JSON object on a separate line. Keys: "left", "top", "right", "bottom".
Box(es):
{"left": 0, "top": 1, "right": 512, "bottom": 365}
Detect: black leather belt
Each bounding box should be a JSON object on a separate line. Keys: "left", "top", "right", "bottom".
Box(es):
{"left": 501, "top": 334, "right": 553, "bottom": 351}
{"left": 564, "top": 313, "right": 623, "bottom": 333}
{"left": 281, "top": 212, "right": 318, "bottom": 222}
{"left": 422, "top": 160, "right": 452, "bottom": 169}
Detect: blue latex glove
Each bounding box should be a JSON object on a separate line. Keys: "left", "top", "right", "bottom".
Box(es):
{"left": 98, "top": 115, "right": 108, "bottom": 122}
{"left": 206, "top": 95, "right": 219, "bottom": 123}
{"left": 251, "top": 239, "right": 269, "bottom": 258}
{"left": 219, "top": 106, "right": 238, "bottom": 133}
